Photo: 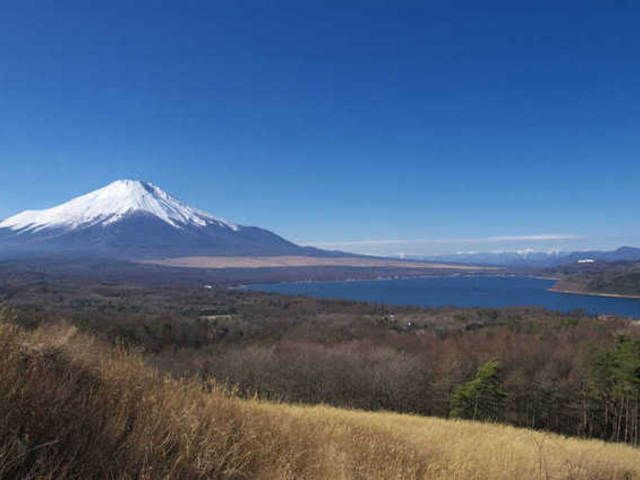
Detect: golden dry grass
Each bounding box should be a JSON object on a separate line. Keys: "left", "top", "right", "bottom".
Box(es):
{"left": 0, "top": 311, "right": 638, "bottom": 479}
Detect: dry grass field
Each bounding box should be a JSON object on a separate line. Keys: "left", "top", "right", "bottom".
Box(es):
{"left": 139, "top": 255, "right": 492, "bottom": 270}
{"left": 1, "top": 308, "right": 639, "bottom": 479}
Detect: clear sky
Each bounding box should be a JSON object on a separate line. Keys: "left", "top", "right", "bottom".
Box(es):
{"left": 1, "top": 1, "right": 639, "bottom": 256}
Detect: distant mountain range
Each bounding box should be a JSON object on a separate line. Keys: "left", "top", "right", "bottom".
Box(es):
{"left": 418, "top": 247, "right": 640, "bottom": 267}
{"left": 0, "top": 180, "right": 339, "bottom": 259}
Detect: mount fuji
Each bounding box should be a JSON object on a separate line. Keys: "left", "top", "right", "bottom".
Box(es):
{"left": 0, "top": 180, "right": 334, "bottom": 259}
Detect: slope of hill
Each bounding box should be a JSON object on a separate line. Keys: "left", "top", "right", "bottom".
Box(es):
{"left": 2, "top": 313, "right": 639, "bottom": 479}
{"left": 549, "top": 261, "right": 640, "bottom": 298}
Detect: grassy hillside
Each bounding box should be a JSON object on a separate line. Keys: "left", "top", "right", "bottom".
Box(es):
{"left": 1, "top": 310, "right": 640, "bottom": 479}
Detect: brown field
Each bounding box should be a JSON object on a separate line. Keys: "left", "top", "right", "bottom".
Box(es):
{"left": 139, "top": 255, "right": 492, "bottom": 270}
{"left": 2, "top": 310, "right": 639, "bottom": 479}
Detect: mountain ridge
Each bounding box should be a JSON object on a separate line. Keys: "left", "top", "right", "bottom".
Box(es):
{"left": 418, "top": 246, "right": 640, "bottom": 267}
{"left": 0, "top": 180, "right": 340, "bottom": 259}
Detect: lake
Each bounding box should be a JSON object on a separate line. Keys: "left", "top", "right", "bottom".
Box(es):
{"left": 244, "top": 276, "right": 640, "bottom": 318}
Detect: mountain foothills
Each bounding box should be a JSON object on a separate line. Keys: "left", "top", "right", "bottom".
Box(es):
{"left": 0, "top": 180, "right": 335, "bottom": 259}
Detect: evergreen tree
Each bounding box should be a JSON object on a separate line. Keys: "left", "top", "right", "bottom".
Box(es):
{"left": 450, "top": 361, "right": 506, "bottom": 422}
{"left": 589, "top": 338, "right": 640, "bottom": 443}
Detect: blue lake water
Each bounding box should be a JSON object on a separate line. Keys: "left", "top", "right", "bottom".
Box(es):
{"left": 244, "top": 276, "right": 640, "bottom": 318}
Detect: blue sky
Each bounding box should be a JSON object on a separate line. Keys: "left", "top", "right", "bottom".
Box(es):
{"left": 1, "top": 1, "right": 639, "bottom": 256}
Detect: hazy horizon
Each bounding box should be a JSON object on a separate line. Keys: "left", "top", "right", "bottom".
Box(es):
{"left": 301, "top": 235, "right": 640, "bottom": 258}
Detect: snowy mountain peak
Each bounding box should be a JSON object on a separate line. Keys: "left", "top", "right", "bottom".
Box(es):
{"left": 0, "top": 179, "right": 239, "bottom": 233}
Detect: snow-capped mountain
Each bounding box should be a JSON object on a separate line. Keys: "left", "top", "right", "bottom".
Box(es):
{"left": 419, "top": 250, "right": 567, "bottom": 267}
{"left": 0, "top": 180, "right": 332, "bottom": 259}
{"left": 0, "top": 180, "right": 238, "bottom": 233}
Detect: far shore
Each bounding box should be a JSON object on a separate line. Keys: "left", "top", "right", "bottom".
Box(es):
{"left": 138, "top": 255, "right": 498, "bottom": 271}
{"left": 549, "top": 287, "right": 640, "bottom": 300}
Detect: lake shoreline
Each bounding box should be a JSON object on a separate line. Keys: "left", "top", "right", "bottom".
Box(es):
{"left": 234, "top": 272, "right": 522, "bottom": 290}
{"left": 549, "top": 287, "right": 640, "bottom": 300}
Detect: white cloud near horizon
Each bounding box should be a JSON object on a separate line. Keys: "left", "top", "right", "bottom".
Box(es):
{"left": 305, "top": 234, "right": 584, "bottom": 248}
